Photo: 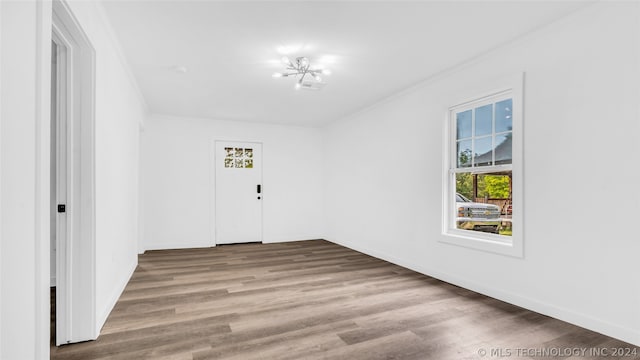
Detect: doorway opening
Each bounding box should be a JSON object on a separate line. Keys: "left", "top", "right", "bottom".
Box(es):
{"left": 50, "top": 0, "right": 96, "bottom": 346}
{"left": 50, "top": 38, "right": 59, "bottom": 346}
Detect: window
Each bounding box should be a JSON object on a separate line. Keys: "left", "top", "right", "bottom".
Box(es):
{"left": 442, "top": 76, "right": 523, "bottom": 257}
{"left": 224, "top": 147, "right": 254, "bottom": 168}
{"left": 453, "top": 95, "right": 512, "bottom": 236}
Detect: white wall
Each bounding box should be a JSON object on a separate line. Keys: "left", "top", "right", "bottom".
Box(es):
{"left": 324, "top": 2, "right": 640, "bottom": 346}
{"left": 0, "top": 1, "right": 145, "bottom": 358}
{"left": 141, "top": 115, "right": 324, "bottom": 250}
{"left": 64, "top": 1, "right": 146, "bottom": 333}
{"left": 0, "top": 2, "right": 43, "bottom": 358}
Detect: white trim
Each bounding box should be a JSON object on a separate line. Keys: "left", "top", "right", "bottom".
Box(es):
{"left": 35, "top": 2, "right": 53, "bottom": 358}
{"left": 51, "top": 0, "right": 97, "bottom": 344}
{"left": 208, "top": 140, "right": 216, "bottom": 247}
{"left": 51, "top": 26, "right": 72, "bottom": 345}
{"left": 326, "top": 237, "right": 640, "bottom": 347}
{"left": 262, "top": 237, "right": 322, "bottom": 244}
{"left": 440, "top": 72, "right": 524, "bottom": 258}
{"left": 144, "top": 242, "right": 215, "bottom": 252}
{"left": 143, "top": 238, "right": 322, "bottom": 251}
{"left": 96, "top": 258, "right": 136, "bottom": 334}
{"left": 0, "top": 1, "right": 3, "bottom": 357}
{"left": 138, "top": 125, "right": 145, "bottom": 254}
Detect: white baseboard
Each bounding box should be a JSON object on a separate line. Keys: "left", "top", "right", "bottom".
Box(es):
{"left": 140, "top": 238, "right": 323, "bottom": 252}
{"left": 262, "top": 237, "right": 323, "bottom": 244}
{"left": 141, "top": 241, "right": 215, "bottom": 252}
{"left": 96, "top": 257, "right": 137, "bottom": 335}
{"left": 326, "top": 237, "right": 640, "bottom": 347}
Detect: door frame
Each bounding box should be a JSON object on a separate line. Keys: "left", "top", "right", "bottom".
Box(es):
{"left": 50, "top": 0, "right": 97, "bottom": 345}
{"left": 51, "top": 27, "right": 71, "bottom": 345}
{"left": 0, "top": 1, "right": 3, "bottom": 356}
{"left": 210, "top": 139, "right": 264, "bottom": 246}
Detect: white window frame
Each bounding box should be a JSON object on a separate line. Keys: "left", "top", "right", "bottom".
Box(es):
{"left": 441, "top": 74, "right": 524, "bottom": 258}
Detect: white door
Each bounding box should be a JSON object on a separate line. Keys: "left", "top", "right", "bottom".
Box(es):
{"left": 51, "top": 34, "right": 70, "bottom": 345}
{"left": 215, "top": 141, "right": 263, "bottom": 244}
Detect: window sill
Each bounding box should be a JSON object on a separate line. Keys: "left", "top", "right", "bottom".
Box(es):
{"left": 440, "top": 229, "right": 523, "bottom": 258}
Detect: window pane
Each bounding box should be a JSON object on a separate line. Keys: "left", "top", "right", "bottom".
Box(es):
{"left": 455, "top": 170, "right": 512, "bottom": 236}
{"left": 475, "top": 104, "right": 493, "bottom": 136}
{"left": 456, "top": 173, "right": 474, "bottom": 200}
{"left": 494, "top": 133, "right": 512, "bottom": 165}
{"left": 473, "top": 136, "right": 493, "bottom": 167}
{"left": 456, "top": 110, "right": 472, "bottom": 140}
{"left": 457, "top": 140, "right": 472, "bottom": 168}
{"left": 476, "top": 174, "right": 511, "bottom": 199}
{"left": 495, "top": 99, "right": 512, "bottom": 133}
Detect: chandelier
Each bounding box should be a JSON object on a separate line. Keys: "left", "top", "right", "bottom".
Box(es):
{"left": 272, "top": 56, "right": 331, "bottom": 90}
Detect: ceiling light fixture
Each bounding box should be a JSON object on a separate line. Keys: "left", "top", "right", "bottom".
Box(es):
{"left": 272, "top": 56, "right": 330, "bottom": 90}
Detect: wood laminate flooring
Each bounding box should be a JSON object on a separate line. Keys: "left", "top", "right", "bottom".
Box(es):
{"left": 51, "top": 240, "right": 639, "bottom": 360}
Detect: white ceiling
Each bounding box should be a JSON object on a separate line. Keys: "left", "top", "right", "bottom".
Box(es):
{"left": 101, "top": 1, "right": 587, "bottom": 127}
